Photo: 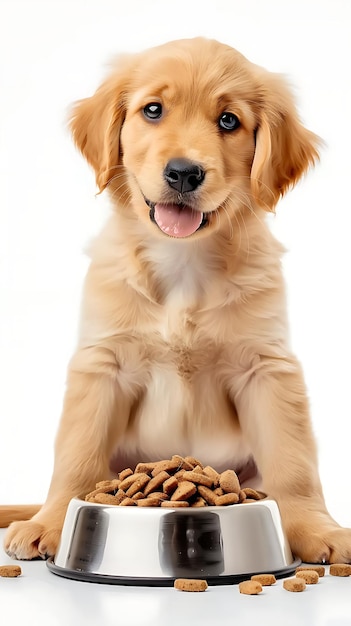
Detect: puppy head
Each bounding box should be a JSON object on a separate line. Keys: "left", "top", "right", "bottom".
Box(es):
{"left": 70, "top": 38, "right": 320, "bottom": 239}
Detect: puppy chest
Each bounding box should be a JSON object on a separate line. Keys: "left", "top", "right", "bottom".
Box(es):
{"left": 170, "top": 341, "right": 210, "bottom": 381}
{"left": 134, "top": 338, "right": 235, "bottom": 434}
{"left": 119, "top": 319, "right": 250, "bottom": 468}
{"left": 123, "top": 357, "right": 249, "bottom": 471}
{"left": 141, "top": 304, "right": 229, "bottom": 402}
{"left": 150, "top": 324, "right": 222, "bottom": 384}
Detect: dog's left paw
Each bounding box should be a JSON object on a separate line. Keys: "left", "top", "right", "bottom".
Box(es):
{"left": 4, "top": 520, "right": 61, "bottom": 560}
{"left": 288, "top": 526, "right": 351, "bottom": 564}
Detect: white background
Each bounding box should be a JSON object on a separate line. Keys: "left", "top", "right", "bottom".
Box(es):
{"left": 0, "top": 0, "right": 350, "bottom": 528}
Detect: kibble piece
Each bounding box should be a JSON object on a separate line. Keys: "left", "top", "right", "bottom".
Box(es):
{"left": 171, "top": 480, "right": 197, "bottom": 501}
{"left": 174, "top": 578, "right": 208, "bottom": 592}
{"left": 238, "top": 490, "right": 247, "bottom": 502}
{"left": 239, "top": 580, "right": 263, "bottom": 595}
{"left": 251, "top": 574, "right": 276, "bottom": 586}
{"left": 103, "top": 478, "right": 121, "bottom": 491}
{"left": 85, "top": 489, "right": 102, "bottom": 501}
{"left": 119, "top": 497, "right": 136, "bottom": 506}
{"left": 134, "top": 462, "right": 157, "bottom": 473}
{"left": 220, "top": 470, "right": 240, "bottom": 494}
{"left": 203, "top": 465, "right": 220, "bottom": 487}
{"left": 119, "top": 468, "right": 133, "bottom": 481}
{"left": 330, "top": 564, "right": 351, "bottom": 577}
{"left": 174, "top": 469, "right": 186, "bottom": 479}
{"left": 197, "top": 485, "right": 218, "bottom": 505}
{"left": 296, "top": 565, "right": 325, "bottom": 577}
{"left": 216, "top": 493, "right": 239, "bottom": 506}
{"left": 242, "top": 487, "right": 262, "bottom": 500}
{"left": 131, "top": 491, "right": 145, "bottom": 501}
{"left": 119, "top": 472, "right": 144, "bottom": 491}
{"left": 181, "top": 471, "right": 213, "bottom": 488}
{"left": 283, "top": 577, "right": 306, "bottom": 592}
{"left": 163, "top": 476, "right": 179, "bottom": 495}
{"left": 96, "top": 479, "right": 120, "bottom": 489}
{"left": 184, "top": 456, "right": 203, "bottom": 469}
{"left": 296, "top": 570, "right": 319, "bottom": 584}
{"left": 125, "top": 473, "right": 150, "bottom": 497}
{"left": 151, "top": 459, "right": 181, "bottom": 476}
{"left": 92, "top": 493, "right": 122, "bottom": 505}
{"left": 172, "top": 455, "right": 194, "bottom": 470}
{"left": 92, "top": 488, "right": 127, "bottom": 505}
{"left": 85, "top": 478, "right": 121, "bottom": 500}
{"left": 113, "top": 489, "right": 128, "bottom": 504}
{"left": 136, "top": 498, "right": 160, "bottom": 507}
{"left": 146, "top": 492, "right": 169, "bottom": 504}
{"left": 144, "top": 471, "right": 170, "bottom": 496}
{"left": 0, "top": 565, "right": 22, "bottom": 578}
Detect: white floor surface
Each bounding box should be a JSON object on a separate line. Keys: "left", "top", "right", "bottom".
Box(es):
{"left": 1, "top": 529, "right": 350, "bottom": 626}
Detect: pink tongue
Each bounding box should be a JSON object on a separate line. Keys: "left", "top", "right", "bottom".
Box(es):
{"left": 154, "top": 203, "right": 203, "bottom": 238}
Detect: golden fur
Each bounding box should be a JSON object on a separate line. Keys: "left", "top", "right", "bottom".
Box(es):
{"left": 2, "top": 38, "right": 351, "bottom": 563}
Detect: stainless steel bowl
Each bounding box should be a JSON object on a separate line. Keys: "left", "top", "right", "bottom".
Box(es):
{"left": 47, "top": 497, "right": 300, "bottom": 586}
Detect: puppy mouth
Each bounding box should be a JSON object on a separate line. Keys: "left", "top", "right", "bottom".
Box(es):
{"left": 145, "top": 199, "right": 209, "bottom": 238}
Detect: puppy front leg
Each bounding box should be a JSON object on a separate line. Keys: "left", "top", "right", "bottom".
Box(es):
{"left": 233, "top": 353, "right": 351, "bottom": 563}
{"left": 4, "top": 348, "right": 136, "bottom": 560}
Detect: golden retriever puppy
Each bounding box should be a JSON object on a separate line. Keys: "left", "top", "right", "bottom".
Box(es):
{"left": 3, "top": 37, "right": 351, "bottom": 563}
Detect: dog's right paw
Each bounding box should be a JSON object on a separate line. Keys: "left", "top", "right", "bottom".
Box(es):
{"left": 288, "top": 526, "right": 351, "bottom": 565}
{"left": 4, "top": 520, "right": 61, "bottom": 560}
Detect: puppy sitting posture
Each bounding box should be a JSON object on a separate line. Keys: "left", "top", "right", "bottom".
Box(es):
{"left": 3, "top": 38, "right": 351, "bottom": 563}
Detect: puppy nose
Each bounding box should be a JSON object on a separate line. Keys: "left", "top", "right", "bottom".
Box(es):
{"left": 164, "top": 158, "right": 205, "bottom": 193}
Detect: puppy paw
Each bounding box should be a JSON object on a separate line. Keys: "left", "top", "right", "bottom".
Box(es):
{"left": 4, "top": 520, "right": 61, "bottom": 560}
{"left": 288, "top": 527, "right": 351, "bottom": 564}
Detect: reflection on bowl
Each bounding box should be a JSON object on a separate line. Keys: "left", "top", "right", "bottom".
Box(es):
{"left": 159, "top": 510, "right": 224, "bottom": 577}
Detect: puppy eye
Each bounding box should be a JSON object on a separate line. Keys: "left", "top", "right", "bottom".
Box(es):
{"left": 143, "top": 102, "right": 163, "bottom": 120}
{"left": 218, "top": 112, "right": 241, "bottom": 132}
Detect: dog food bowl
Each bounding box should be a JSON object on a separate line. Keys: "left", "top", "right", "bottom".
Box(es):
{"left": 47, "top": 497, "right": 300, "bottom": 586}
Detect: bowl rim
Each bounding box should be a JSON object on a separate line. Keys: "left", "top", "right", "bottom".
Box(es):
{"left": 46, "top": 555, "right": 301, "bottom": 587}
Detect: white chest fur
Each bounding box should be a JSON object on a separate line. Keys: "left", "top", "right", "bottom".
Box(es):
{"left": 118, "top": 239, "right": 253, "bottom": 471}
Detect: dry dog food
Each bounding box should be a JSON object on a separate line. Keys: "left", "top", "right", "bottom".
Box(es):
{"left": 239, "top": 580, "right": 263, "bottom": 595}
{"left": 241, "top": 564, "right": 348, "bottom": 598}
{"left": 295, "top": 565, "right": 325, "bottom": 577}
{"left": 0, "top": 565, "right": 22, "bottom": 578}
{"left": 251, "top": 574, "right": 276, "bottom": 586}
{"left": 329, "top": 564, "right": 351, "bottom": 577}
{"left": 174, "top": 578, "right": 208, "bottom": 592}
{"left": 283, "top": 577, "right": 306, "bottom": 592}
{"left": 296, "top": 570, "right": 319, "bottom": 584}
{"left": 85, "top": 455, "right": 265, "bottom": 508}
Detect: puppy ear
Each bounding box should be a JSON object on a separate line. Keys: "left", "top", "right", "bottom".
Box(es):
{"left": 70, "top": 56, "right": 134, "bottom": 191}
{"left": 251, "top": 73, "right": 321, "bottom": 211}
